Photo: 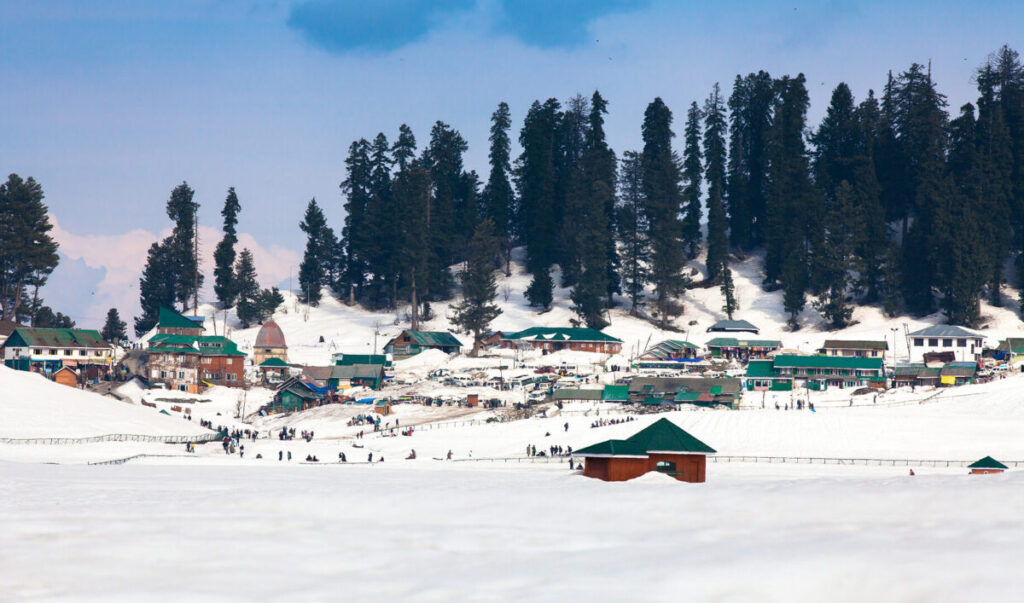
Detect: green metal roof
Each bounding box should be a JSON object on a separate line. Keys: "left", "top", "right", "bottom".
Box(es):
{"left": 553, "top": 388, "right": 604, "bottom": 401}
{"left": 148, "top": 334, "right": 245, "bottom": 356}
{"left": 402, "top": 330, "right": 462, "bottom": 347}
{"left": 706, "top": 337, "right": 781, "bottom": 348}
{"left": 626, "top": 418, "right": 716, "bottom": 454}
{"left": 574, "top": 439, "right": 649, "bottom": 457}
{"left": 157, "top": 306, "right": 205, "bottom": 330}
{"left": 745, "top": 360, "right": 776, "bottom": 378}
{"left": 967, "top": 456, "right": 1008, "bottom": 469}
{"left": 504, "top": 327, "right": 622, "bottom": 343}
{"left": 259, "top": 357, "right": 289, "bottom": 367}
{"left": 821, "top": 339, "right": 888, "bottom": 351}
{"left": 641, "top": 396, "right": 664, "bottom": 405}
{"left": 3, "top": 327, "right": 108, "bottom": 350}
{"left": 640, "top": 340, "right": 699, "bottom": 359}
{"left": 707, "top": 319, "right": 759, "bottom": 332}
{"left": 772, "top": 355, "right": 883, "bottom": 370}
{"left": 602, "top": 384, "right": 630, "bottom": 401}
{"left": 335, "top": 354, "right": 388, "bottom": 366}
{"left": 674, "top": 392, "right": 701, "bottom": 401}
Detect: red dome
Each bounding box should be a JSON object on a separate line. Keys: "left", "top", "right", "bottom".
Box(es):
{"left": 254, "top": 320, "right": 287, "bottom": 348}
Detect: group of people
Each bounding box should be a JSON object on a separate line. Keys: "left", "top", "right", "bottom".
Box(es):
{"left": 221, "top": 435, "right": 245, "bottom": 457}
{"left": 525, "top": 443, "right": 573, "bottom": 457}
{"left": 278, "top": 427, "right": 297, "bottom": 440}
{"left": 347, "top": 414, "right": 381, "bottom": 427}
{"left": 775, "top": 400, "right": 815, "bottom": 411}
{"left": 590, "top": 416, "right": 634, "bottom": 429}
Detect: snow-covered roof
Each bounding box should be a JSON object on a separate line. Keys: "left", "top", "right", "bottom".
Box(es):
{"left": 908, "top": 325, "right": 980, "bottom": 338}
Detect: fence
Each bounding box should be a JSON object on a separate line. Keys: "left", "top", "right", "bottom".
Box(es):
{"left": 708, "top": 455, "right": 1024, "bottom": 468}
{"left": 88, "top": 453, "right": 196, "bottom": 466}
{"left": 0, "top": 432, "right": 220, "bottom": 446}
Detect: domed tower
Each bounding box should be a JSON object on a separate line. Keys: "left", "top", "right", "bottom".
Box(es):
{"left": 253, "top": 320, "right": 288, "bottom": 366}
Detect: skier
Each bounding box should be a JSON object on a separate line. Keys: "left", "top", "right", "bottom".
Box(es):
{"left": 279, "top": 450, "right": 283, "bottom": 461}
{"left": 368, "top": 452, "right": 373, "bottom": 462}
{"left": 287, "top": 451, "right": 292, "bottom": 461}
{"left": 564, "top": 422, "right": 569, "bottom": 432}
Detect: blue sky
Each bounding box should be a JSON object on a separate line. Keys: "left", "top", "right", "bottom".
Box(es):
{"left": 1, "top": 0, "right": 1022, "bottom": 325}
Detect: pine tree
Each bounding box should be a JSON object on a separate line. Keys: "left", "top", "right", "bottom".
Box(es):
{"left": 727, "top": 71, "right": 775, "bottom": 251}
{"left": 704, "top": 85, "right": 730, "bottom": 282}
{"left": 341, "top": 139, "right": 372, "bottom": 300}
{"left": 449, "top": 219, "right": 502, "bottom": 356}
{"left": 234, "top": 248, "right": 261, "bottom": 328}
{"left": 975, "top": 64, "right": 1014, "bottom": 306}
{"left": 852, "top": 90, "right": 889, "bottom": 303}
{"left": 765, "top": 75, "right": 815, "bottom": 328}
{"left": 423, "top": 121, "right": 470, "bottom": 299}
{"left": 641, "top": 98, "right": 687, "bottom": 328}
{"left": 135, "top": 241, "right": 177, "bottom": 335}
{"left": 164, "top": 182, "right": 202, "bottom": 312}
{"left": 483, "top": 102, "right": 516, "bottom": 274}
{"left": 298, "top": 198, "right": 330, "bottom": 306}
{"left": 587, "top": 91, "right": 621, "bottom": 307}
{"left": 556, "top": 95, "right": 589, "bottom": 286}
{"left": 617, "top": 151, "right": 650, "bottom": 315}
{"left": 681, "top": 102, "right": 703, "bottom": 259}
{"left": 213, "top": 187, "right": 241, "bottom": 308}
{"left": 101, "top": 308, "right": 127, "bottom": 345}
{"left": 394, "top": 160, "right": 431, "bottom": 329}
{"left": 811, "top": 181, "right": 856, "bottom": 328}
{"left": 516, "top": 100, "right": 561, "bottom": 309}
{"left": 720, "top": 267, "right": 738, "bottom": 319}
{"left": 891, "top": 64, "right": 948, "bottom": 315}
{"left": 0, "top": 174, "right": 59, "bottom": 321}
{"left": 363, "top": 132, "right": 398, "bottom": 308}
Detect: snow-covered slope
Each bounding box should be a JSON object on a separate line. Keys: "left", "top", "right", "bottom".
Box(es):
{"left": 170, "top": 247, "right": 1024, "bottom": 368}
{"left": 0, "top": 366, "right": 213, "bottom": 439}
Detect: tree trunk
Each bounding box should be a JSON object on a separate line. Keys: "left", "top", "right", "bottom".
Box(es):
{"left": 410, "top": 267, "right": 419, "bottom": 331}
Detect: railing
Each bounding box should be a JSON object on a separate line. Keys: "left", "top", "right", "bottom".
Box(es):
{"left": 0, "top": 432, "right": 220, "bottom": 445}
{"left": 88, "top": 453, "right": 196, "bottom": 466}
{"left": 709, "top": 455, "right": 1022, "bottom": 467}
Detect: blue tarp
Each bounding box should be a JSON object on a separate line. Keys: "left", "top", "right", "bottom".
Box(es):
{"left": 356, "top": 397, "right": 376, "bottom": 404}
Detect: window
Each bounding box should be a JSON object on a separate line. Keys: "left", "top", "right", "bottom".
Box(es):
{"left": 79, "top": 350, "right": 86, "bottom": 356}
{"left": 160, "top": 371, "right": 168, "bottom": 378}
{"left": 656, "top": 461, "right": 676, "bottom": 473}
{"left": 942, "top": 339, "right": 952, "bottom": 347}
{"left": 49, "top": 349, "right": 57, "bottom": 355}
{"left": 957, "top": 339, "right": 966, "bottom": 347}
{"left": 34, "top": 349, "right": 42, "bottom": 355}
{"left": 151, "top": 369, "right": 159, "bottom": 378}
{"left": 928, "top": 338, "right": 938, "bottom": 346}
{"left": 63, "top": 349, "right": 72, "bottom": 356}
{"left": 914, "top": 338, "right": 923, "bottom": 347}
{"left": 177, "top": 371, "right": 185, "bottom": 379}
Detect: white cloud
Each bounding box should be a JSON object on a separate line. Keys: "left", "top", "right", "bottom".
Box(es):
{"left": 49, "top": 215, "right": 301, "bottom": 326}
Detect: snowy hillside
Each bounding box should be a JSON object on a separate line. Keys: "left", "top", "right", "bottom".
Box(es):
{"left": 0, "top": 366, "right": 213, "bottom": 439}
{"left": 171, "top": 247, "right": 1024, "bottom": 367}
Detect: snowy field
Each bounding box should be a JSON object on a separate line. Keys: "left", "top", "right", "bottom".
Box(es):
{"left": 2, "top": 461, "right": 1022, "bottom": 601}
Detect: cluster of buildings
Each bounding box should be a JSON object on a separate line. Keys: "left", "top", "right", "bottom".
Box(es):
{"left": 0, "top": 321, "right": 115, "bottom": 388}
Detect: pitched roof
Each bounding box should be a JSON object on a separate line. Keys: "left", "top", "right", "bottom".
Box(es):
{"left": 821, "top": 339, "right": 888, "bottom": 351}
{"left": 997, "top": 338, "right": 1024, "bottom": 354}
{"left": 908, "top": 325, "right": 980, "bottom": 338}
{"left": 707, "top": 319, "right": 759, "bottom": 333}
{"left": 148, "top": 334, "right": 245, "bottom": 356}
{"left": 628, "top": 377, "right": 742, "bottom": 397}
{"left": 626, "top": 418, "right": 716, "bottom": 454}
{"left": 503, "top": 327, "right": 622, "bottom": 343}
{"left": 639, "top": 339, "right": 699, "bottom": 359}
{"left": 4, "top": 328, "right": 109, "bottom": 349}
{"left": 334, "top": 354, "right": 388, "bottom": 366}
{"left": 259, "top": 357, "right": 289, "bottom": 367}
{"left": 0, "top": 319, "right": 21, "bottom": 338}
{"left": 602, "top": 384, "right": 630, "bottom": 401}
{"left": 399, "top": 330, "right": 462, "bottom": 347}
{"left": 967, "top": 456, "right": 1008, "bottom": 469}
{"left": 705, "top": 337, "right": 781, "bottom": 348}
{"left": 574, "top": 439, "right": 649, "bottom": 457}
{"left": 745, "top": 360, "right": 776, "bottom": 378}
{"left": 158, "top": 306, "right": 205, "bottom": 330}
{"left": 939, "top": 363, "right": 977, "bottom": 377}
{"left": 553, "top": 388, "right": 604, "bottom": 401}
{"left": 772, "top": 355, "right": 883, "bottom": 370}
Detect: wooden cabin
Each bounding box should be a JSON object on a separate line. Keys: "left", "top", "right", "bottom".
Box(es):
{"left": 53, "top": 366, "right": 79, "bottom": 388}
{"left": 500, "top": 327, "right": 623, "bottom": 354}
{"left": 374, "top": 400, "right": 392, "bottom": 416}
{"left": 574, "top": 418, "right": 715, "bottom": 483}
{"left": 968, "top": 456, "right": 1008, "bottom": 475}
{"left": 385, "top": 330, "right": 462, "bottom": 359}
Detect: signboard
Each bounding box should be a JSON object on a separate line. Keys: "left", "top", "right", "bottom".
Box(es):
{"left": 940, "top": 375, "right": 956, "bottom": 385}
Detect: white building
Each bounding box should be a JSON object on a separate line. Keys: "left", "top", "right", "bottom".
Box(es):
{"left": 907, "top": 325, "right": 985, "bottom": 363}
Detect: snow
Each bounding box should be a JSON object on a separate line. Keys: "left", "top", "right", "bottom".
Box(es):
{"left": 6, "top": 248, "right": 1024, "bottom": 598}
{"left": 2, "top": 461, "right": 1022, "bottom": 601}
{"left": 0, "top": 366, "right": 211, "bottom": 439}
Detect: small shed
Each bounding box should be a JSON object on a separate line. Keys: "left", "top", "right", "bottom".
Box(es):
{"left": 574, "top": 418, "right": 715, "bottom": 483}
{"left": 706, "top": 319, "right": 759, "bottom": 334}
{"left": 967, "top": 456, "right": 1008, "bottom": 475}
{"left": 374, "top": 400, "right": 392, "bottom": 416}
{"left": 466, "top": 393, "right": 479, "bottom": 407}
{"left": 53, "top": 366, "right": 79, "bottom": 388}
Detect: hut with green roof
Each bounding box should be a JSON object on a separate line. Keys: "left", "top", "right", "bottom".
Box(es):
{"left": 967, "top": 456, "right": 1008, "bottom": 475}
{"left": 574, "top": 418, "right": 715, "bottom": 483}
